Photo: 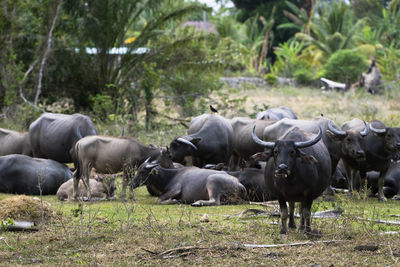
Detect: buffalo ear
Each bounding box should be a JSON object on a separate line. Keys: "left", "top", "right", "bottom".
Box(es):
{"left": 190, "top": 137, "right": 201, "bottom": 145}
{"left": 298, "top": 150, "right": 318, "bottom": 164}
{"left": 251, "top": 150, "right": 273, "bottom": 162}
{"left": 150, "top": 168, "right": 159, "bottom": 175}
{"left": 326, "top": 130, "right": 344, "bottom": 141}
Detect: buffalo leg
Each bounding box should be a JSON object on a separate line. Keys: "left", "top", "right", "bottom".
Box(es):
{"left": 302, "top": 201, "right": 312, "bottom": 233}
{"left": 122, "top": 167, "right": 135, "bottom": 201}
{"left": 343, "top": 163, "right": 354, "bottom": 194}
{"left": 278, "top": 199, "right": 289, "bottom": 234}
{"left": 288, "top": 201, "right": 296, "bottom": 229}
{"left": 377, "top": 172, "right": 387, "bottom": 201}
{"left": 298, "top": 203, "right": 305, "bottom": 232}
{"left": 192, "top": 185, "right": 220, "bottom": 206}
{"left": 157, "top": 185, "right": 181, "bottom": 204}
{"left": 73, "top": 175, "right": 80, "bottom": 201}
{"left": 359, "top": 171, "right": 368, "bottom": 198}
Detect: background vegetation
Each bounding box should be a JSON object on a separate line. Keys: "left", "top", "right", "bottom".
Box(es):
{"left": 1, "top": 0, "right": 400, "bottom": 132}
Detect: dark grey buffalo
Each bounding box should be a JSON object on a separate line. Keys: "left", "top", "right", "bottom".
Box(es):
{"left": 229, "top": 117, "right": 277, "bottom": 170}
{"left": 367, "top": 161, "right": 400, "bottom": 199}
{"left": 0, "top": 154, "right": 72, "bottom": 195}
{"left": 347, "top": 120, "right": 400, "bottom": 201}
{"left": 0, "top": 128, "right": 32, "bottom": 156}
{"left": 29, "top": 113, "right": 97, "bottom": 163}
{"left": 262, "top": 117, "right": 368, "bottom": 176}
{"left": 203, "top": 160, "right": 273, "bottom": 202}
{"left": 252, "top": 126, "right": 331, "bottom": 234}
{"left": 74, "top": 135, "right": 161, "bottom": 201}
{"left": 327, "top": 118, "right": 369, "bottom": 194}
{"left": 256, "top": 106, "right": 298, "bottom": 120}
{"left": 132, "top": 160, "right": 246, "bottom": 206}
{"left": 169, "top": 114, "right": 234, "bottom": 167}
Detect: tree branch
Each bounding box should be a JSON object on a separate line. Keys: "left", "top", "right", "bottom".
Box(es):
{"left": 33, "top": 0, "right": 63, "bottom": 106}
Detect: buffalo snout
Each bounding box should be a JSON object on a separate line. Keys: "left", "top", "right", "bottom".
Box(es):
{"left": 275, "top": 164, "right": 290, "bottom": 178}
{"left": 355, "top": 150, "right": 366, "bottom": 161}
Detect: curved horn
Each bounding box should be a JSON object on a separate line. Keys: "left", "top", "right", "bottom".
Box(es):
{"left": 369, "top": 122, "right": 386, "bottom": 134}
{"left": 177, "top": 137, "right": 198, "bottom": 150}
{"left": 328, "top": 120, "right": 346, "bottom": 137}
{"left": 360, "top": 121, "right": 369, "bottom": 136}
{"left": 145, "top": 162, "right": 159, "bottom": 169}
{"left": 144, "top": 157, "right": 151, "bottom": 164}
{"left": 251, "top": 125, "right": 275, "bottom": 148}
{"left": 295, "top": 127, "right": 322, "bottom": 148}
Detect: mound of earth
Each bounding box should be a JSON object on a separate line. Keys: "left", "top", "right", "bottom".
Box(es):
{"left": 0, "top": 195, "right": 61, "bottom": 225}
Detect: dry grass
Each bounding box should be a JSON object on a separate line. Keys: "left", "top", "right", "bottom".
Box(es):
{"left": 0, "top": 195, "right": 61, "bottom": 225}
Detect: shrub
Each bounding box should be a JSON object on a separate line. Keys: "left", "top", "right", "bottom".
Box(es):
{"left": 294, "top": 69, "right": 314, "bottom": 85}
{"left": 323, "top": 49, "right": 368, "bottom": 84}
{"left": 264, "top": 73, "right": 278, "bottom": 85}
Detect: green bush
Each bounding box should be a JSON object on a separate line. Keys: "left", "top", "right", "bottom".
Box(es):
{"left": 90, "top": 94, "right": 114, "bottom": 121}
{"left": 323, "top": 49, "right": 368, "bottom": 84}
{"left": 294, "top": 69, "right": 314, "bottom": 85}
{"left": 264, "top": 73, "right": 278, "bottom": 85}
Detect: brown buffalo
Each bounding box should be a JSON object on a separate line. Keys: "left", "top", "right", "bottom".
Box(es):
{"left": 74, "top": 135, "right": 160, "bottom": 201}
{"left": 57, "top": 171, "right": 116, "bottom": 201}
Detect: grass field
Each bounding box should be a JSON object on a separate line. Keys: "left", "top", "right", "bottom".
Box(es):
{"left": 1, "top": 85, "right": 400, "bottom": 266}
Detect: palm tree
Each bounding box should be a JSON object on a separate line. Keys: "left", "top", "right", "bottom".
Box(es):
{"left": 66, "top": 0, "right": 206, "bottom": 91}
{"left": 296, "top": 1, "right": 364, "bottom": 59}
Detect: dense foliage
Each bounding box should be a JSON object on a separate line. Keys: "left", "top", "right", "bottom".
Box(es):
{"left": 1, "top": 0, "right": 400, "bottom": 127}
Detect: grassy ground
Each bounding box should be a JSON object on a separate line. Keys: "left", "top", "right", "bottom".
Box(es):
{"left": 1, "top": 85, "right": 400, "bottom": 266}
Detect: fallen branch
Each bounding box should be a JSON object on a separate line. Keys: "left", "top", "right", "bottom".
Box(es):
{"left": 249, "top": 201, "right": 279, "bottom": 208}
{"left": 242, "top": 239, "right": 348, "bottom": 248}
{"left": 356, "top": 217, "right": 400, "bottom": 226}
{"left": 142, "top": 246, "right": 208, "bottom": 259}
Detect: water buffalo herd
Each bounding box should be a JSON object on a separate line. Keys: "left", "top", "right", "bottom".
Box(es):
{"left": 1, "top": 106, "right": 400, "bottom": 234}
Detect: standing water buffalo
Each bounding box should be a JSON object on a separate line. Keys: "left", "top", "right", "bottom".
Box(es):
{"left": 132, "top": 159, "right": 246, "bottom": 206}
{"left": 327, "top": 118, "right": 369, "bottom": 194}
{"left": 29, "top": 113, "right": 97, "bottom": 163}
{"left": 256, "top": 106, "right": 298, "bottom": 120}
{"left": 0, "top": 154, "right": 72, "bottom": 195}
{"left": 169, "top": 113, "right": 234, "bottom": 167}
{"left": 345, "top": 119, "right": 400, "bottom": 201}
{"left": 252, "top": 126, "right": 331, "bottom": 234}
{"left": 0, "top": 128, "right": 32, "bottom": 156}
{"left": 74, "top": 136, "right": 161, "bottom": 201}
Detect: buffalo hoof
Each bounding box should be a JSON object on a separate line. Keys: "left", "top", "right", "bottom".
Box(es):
{"left": 392, "top": 195, "right": 400, "bottom": 200}
{"left": 280, "top": 228, "right": 288, "bottom": 235}
{"left": 305, "top": 229, "right": 322, "bottom": 239}
{"left": 378, "top": 196, "right": 387, "bottom": 202}
{"left": 288, "top": 222, "right": 296, "bottom": 229}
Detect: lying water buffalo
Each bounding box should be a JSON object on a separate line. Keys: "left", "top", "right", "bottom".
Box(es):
{"left": 252, "top": 126, "right": 331, "bottom": 234}
{"left": 29, "top": 113, "right": 97, "bottom": 163}
{"left": 256, "top": 106, "right": 298, "bottom": 120}
{"left": 0, "top": 128, "right": 32, "bottom": 156}
{"left": 169, "top": 113, "right": 234, "bottom": 167}
{"left": 57, "top": 173, "right": 116, "bottom": 201}
{"left": 132, "top": 160, "right": 246, "bottom": 206}
{"left": 74, "top": 135, "right": 161, "bottom": 201}
{"left": 0, "top": 154, "right": 72, "bottom": 195}
{"left": 204, "top": 160, "right": 273, "bottom": 202}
